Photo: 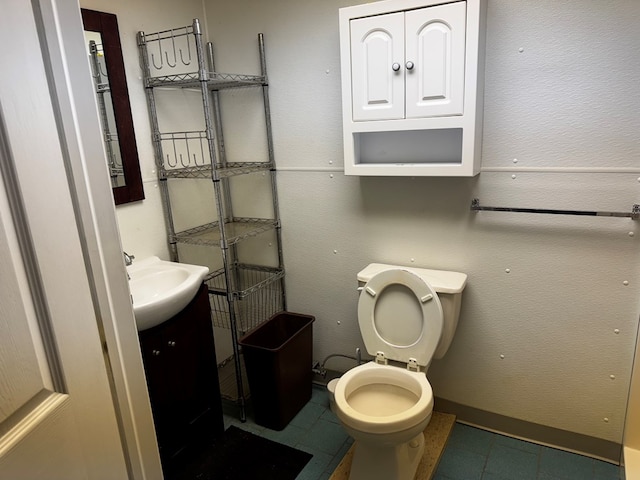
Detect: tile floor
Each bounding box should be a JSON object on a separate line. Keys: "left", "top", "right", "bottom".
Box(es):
{"left": 223, "top": 386, "right": 352, "bottom": 480}
{"left": 223, "top": 385, "right": 625, "bottom": 480}
{"left": 435, "top": 423, "right": 625, "bottom": 480}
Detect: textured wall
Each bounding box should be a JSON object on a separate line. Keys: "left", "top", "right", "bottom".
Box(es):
{"left": 95, "top": 0, "right": 640, "bottom": 447}
{"left": 203, "top": 0, "right": 640, "bottom": 445}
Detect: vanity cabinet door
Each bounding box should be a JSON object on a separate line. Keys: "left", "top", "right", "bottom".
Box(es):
{"left": 139, "top": 283, "right": 223, "bottom": 464}
{"left": 138, "top": 329, "right": 173, "bottom": 455}
{"left": 405, "top": 1, "right": 467, "bottom": 118}
{"left": 350, "top": 12, "right": 405, "bottom": 121}
{"left": 162, "top": 283, "right": 222, "bottom": 449}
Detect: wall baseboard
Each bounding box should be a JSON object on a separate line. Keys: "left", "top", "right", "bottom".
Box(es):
{"left": 435, "top": 397, "right": 622, "bottom": 465}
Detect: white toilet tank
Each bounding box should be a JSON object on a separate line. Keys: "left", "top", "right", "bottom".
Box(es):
{"left": 357, "top": 263, "right": 467, "bottom": 359}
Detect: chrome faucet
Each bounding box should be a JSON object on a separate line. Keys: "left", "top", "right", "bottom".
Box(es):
{"left": 123, "top": 251, "right": 135, "bottom": 266}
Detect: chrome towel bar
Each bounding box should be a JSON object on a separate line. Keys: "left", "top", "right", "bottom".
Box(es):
{"left": 471, "top": 198, "right": 640, "bottom": 220}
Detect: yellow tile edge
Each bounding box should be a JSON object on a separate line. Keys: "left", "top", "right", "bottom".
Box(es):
{"left": 329, "top": 411, "right": 456, "bottom": 480}
{"left": 624, "top": 446, "right": 640, "bottom": 480}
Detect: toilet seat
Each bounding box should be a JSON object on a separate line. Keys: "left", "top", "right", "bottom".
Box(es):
{"left": 334, "top": 362, "right": 433, "bottom": 435}
{"left": 358, "top": 269, "right": 443, "bottom": 367}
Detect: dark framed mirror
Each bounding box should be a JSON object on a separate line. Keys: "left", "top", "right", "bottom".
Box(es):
{"left": 81, "top": 8, "right": 144, "bottom": 205}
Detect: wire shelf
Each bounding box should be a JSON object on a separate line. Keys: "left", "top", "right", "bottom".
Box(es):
{"left": 172, "top": 218, "right": 278, "bottom": 247}
{"left": 206, "top": 264, "right": 284, "bottom": 334}
{"left": 164, "top": 162, "right": 274, "bottom": 179}
{"left": 157, "top": 131, "right": 273, "bottom": 174}
{"left": 140, "top": 19, "right": 265, "bottom": 90}
{"left": 157, "top": 131, "right": 209, "bottom": 169}
{"left": 145, "top": 71, "right": 266, "bottom": 90}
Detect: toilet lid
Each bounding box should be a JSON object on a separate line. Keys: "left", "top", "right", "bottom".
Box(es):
{"left": 358, "top": 269, "right": 443, "bottom": 367}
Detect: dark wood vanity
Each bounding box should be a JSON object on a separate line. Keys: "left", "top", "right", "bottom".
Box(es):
{"left": 138, "top": 283, "right": 224, "bottom": 465}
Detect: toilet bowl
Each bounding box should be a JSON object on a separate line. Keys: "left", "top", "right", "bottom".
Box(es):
{"left": 335, "top": 362, "right": 433, "bottom": 437}
{"left": 330, "top": 264, "right": 466, "bottom": 480}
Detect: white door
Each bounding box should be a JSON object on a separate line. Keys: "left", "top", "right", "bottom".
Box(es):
{"left": 0, "top": 1, "right": 129, "bottom": 478}
{"left": 405, "top": 1, "right": 467, "bottom": 118}
{"left": 350, "top": 12, "right": 405, "bottom": 121}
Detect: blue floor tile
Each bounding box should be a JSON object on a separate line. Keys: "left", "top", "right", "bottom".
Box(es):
{"left": 298, "top": 418, "right": 349, "bottom": 456}
{"left": 295, "top": 447, "right": 333, "bottom": 480}
{"left": 484, "top": 443, "right": 538, "bottom": 480}
{"left": 448, "top": 423, "right": 496, "bottom": 456}
{"left": 436, "top": 445, "right": 487, "bottom": 480}
{"left": 310, "top": 385, "right": 330, "bottom": 407}
{"left": 593, "top": 460, "right": 624, "bottom": 480}
{"left": 493, "top": 433, "right": 542, "bottom": 455}
{"left": 323, "top": 439, "right": 353, "bottom": 476}
{"left": 320, "top": 407, "right": 341, "bottom": 424}
{"left": 482, "top": 472, "right": 521, "bottom": 480}
{"left": 261, "top": 423, "right": 306, "bottom": 447}
{"left": 539, "top": 446, "right": 597, "bottom": 480}
{"left": 290, "top": 401, "right": 325, "bottom": 429}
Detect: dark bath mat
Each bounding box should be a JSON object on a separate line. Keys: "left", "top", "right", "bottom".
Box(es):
{"left": 165, "top": 425, "right": 312, "bottom": 480}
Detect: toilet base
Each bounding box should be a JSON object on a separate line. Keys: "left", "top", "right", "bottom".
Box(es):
{"left": 348, "top": 432, "right": 425, "bottom": 480}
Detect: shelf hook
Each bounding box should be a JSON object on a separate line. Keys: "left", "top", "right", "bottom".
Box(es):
{"left": 179, "top": 26, "right": 192, "bottom": 66}
{"left": 165, "top": 51, "right": 177, "bottom": 68}
{"left": 164, "top": 30, "right": 179, "bottom": 68}
{"left": 151, "top": 37, "right": 164, "bottom": 70}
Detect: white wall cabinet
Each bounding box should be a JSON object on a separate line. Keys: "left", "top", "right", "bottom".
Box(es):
{"left": 340, "top": 0, "right": 486, "bottom": 176}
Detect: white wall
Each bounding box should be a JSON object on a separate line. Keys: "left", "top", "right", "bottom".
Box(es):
{"left": 203, "top": 0, "right": 640, "bottom": 450}
{"left": 88, "top": 0, "right": 640, "bottom": 455}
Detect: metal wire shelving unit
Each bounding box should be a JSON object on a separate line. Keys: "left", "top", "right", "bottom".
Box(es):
{"left": 138, "top": 19, "right": 286, "bottom": 421}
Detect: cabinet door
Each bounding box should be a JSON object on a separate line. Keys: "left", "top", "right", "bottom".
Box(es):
{"left": 138, "top": 331, "right": 173, "bottom": 457}
{"left": 139, "top": 284, "right": 223, "bottom": 465}
{"left": 405, "top": 1, "right": 467, "bottom": 118}
{"left": 350, "top": 12, "right": 405, "bottom": 121}
{"left": 163, "top": 284, "right": 221, "bottom": 443}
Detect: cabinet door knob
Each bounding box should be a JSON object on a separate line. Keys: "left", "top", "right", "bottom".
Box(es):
{"left": 168, "top": 340, "right": 176, "bottom": 347}
{"left": 392, "top": 62, "right": 400, "bottom": 72}
{"left": 405, "top": 61, "right": 414, "bottom": 71}
{"left": 152, "top": 349, "right": 161, "bottom": 356}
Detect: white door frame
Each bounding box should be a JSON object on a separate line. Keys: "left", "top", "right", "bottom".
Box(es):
{"left": 28, "top": 0, "right": 162, "bottom": 477}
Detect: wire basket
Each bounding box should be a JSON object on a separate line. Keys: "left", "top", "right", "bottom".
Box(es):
{"left": 206, "top": 264, "right": 284, "bottom": 334}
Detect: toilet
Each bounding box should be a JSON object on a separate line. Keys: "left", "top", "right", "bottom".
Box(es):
{"left": 330, "top": 263, "right": 467, "bottom": 480}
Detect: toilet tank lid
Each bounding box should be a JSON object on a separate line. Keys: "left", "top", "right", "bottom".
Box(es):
{"left": 357, "top": 263, "right": 467, "bottom": 294}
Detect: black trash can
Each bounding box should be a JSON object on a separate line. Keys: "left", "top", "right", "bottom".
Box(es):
{"left": 239, "top": 312, "right": 314, "bottom": 430}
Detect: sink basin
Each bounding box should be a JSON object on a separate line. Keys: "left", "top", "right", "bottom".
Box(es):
{"left": 127, "top": 256, "right": 209, "bottom": 331}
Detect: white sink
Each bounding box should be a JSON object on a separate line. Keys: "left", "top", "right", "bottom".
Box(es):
{"left": 127, "top": 256, "right": 209, "bottom": 331}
